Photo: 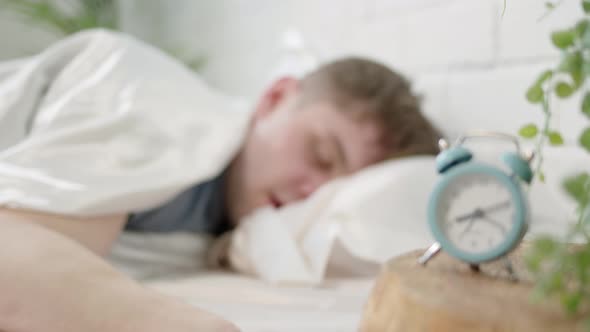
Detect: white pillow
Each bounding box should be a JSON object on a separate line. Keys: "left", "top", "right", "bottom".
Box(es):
{"left": 229, "top": 145, "right": 589, "bottom": 284}
{"left": 229, "top": 156, "right": 437, "bottom": 284}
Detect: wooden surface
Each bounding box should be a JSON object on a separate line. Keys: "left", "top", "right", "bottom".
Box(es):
{"left": 360, "top": 247, "right": 587, "bottom": 332}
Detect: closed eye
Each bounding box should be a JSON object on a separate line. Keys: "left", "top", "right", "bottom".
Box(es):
{"left": 314, "top": 143, "right": 334, "bottom": 171}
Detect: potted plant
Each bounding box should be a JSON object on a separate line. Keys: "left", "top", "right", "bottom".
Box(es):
{"left": 519, "top": 0, "right": 590, "bottom": 323}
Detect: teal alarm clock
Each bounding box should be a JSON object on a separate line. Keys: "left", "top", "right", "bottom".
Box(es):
{"left": 419, "top": 132, "right": 534, "bottom": 267}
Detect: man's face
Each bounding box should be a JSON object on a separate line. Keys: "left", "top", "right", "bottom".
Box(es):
{"left": 226, "top": 78, "right": 389, "bottom": 222}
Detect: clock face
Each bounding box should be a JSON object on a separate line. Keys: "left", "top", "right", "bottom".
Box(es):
{"left": 435, "top": 171, "right": 517, "bottom": 256}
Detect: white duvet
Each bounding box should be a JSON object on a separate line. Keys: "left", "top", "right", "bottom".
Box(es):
{"left": 0, "top": 29, "right": 249, "bottom": 216}
{"left": 148, "top": 272, "right": 374, "bottom": 332}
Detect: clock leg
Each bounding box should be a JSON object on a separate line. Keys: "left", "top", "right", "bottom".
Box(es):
{"left": 418, "top": 242, "right": 442, "bottom": 265}
{"left": 503, "top": 257, "right": 518, "bottom": 282}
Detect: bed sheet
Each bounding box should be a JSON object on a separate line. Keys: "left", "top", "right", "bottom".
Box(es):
{"left": 147, "top": 272, "right": 375, "bottom": 332}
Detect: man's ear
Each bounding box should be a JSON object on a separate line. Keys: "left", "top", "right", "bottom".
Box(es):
{"left": 252, "top": 77, "right": 300, "bottom": 120}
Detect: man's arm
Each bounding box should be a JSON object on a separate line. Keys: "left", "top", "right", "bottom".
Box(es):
{"left": 0, "top": 207, "right": 126, "bottom": 256}
{"left": 0, "top": 218, "right": 240, "bottom": 332}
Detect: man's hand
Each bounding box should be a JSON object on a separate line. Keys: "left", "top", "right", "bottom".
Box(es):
{"left": 207, "top": 231, "right": 234, "bottom": 269}
{"left": 207, "top": 231, "right": 257, "bottom": 276}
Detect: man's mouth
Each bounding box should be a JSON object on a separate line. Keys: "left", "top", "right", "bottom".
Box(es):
{"left": 269, "top": 194, "right": 283, "bottom": 209}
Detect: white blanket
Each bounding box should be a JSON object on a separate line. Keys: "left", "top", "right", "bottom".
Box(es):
{"left": 148, "top": 273, "right": 374, "bottom": 332}
{"left": 0, "top": 29, "right": 249, "bottom": 216}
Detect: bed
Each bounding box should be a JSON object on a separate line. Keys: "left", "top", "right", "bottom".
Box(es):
{"left": 147, "top": 273, "right": 374, "bottom": 332}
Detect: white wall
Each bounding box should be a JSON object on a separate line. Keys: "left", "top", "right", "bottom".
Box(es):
{"left": 0, "top": 0, "right": 586, "bottom": 142}
{"left": 0, "top": 1, "right": 168, "bottom": 61}
{"left": 0, "top": 11, "right": 60, "bottom": 60}
{"left": 152, "top": 0, "right": 587, "bottom": 144}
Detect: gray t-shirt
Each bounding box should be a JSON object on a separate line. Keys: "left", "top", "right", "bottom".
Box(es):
{"left": 125, "top": 174, "right": 232, "bottom": 236}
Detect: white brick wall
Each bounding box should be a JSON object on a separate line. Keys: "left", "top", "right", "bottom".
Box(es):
{"left": 0, "top": 0, "right": 586, "bottom": 145}
{"left": 152, "top": 0, "right": 584, "bottom": 146}
{"left": 498, "top": 0, "right": 584, "bottom": 60}
{"left": 0, "top": 1, "right": 167, "bottom": 61}
{"left": 376, "top": 0, "right": 496, "bottom": 69}
{"left": 446, "top": 64, "right": 586, "bottom": 143}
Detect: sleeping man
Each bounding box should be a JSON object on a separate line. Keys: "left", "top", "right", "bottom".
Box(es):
{"left": 0, "top": 30, "right": 440, "bottom": 332}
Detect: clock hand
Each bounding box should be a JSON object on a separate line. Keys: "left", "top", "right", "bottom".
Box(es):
{"left": 456, "top": 208, "right": 485, "bottom": 222}
{"left": 456, "top": 210, "right": 479, "bottom": 222}
{"left": 482, "top": 200, "right": 511, "bottom": 214}
{"left": 459, "top": 214, "right": 477, "bottom": 239}
{"left": 481, "top": 215, "right": 508, "bottom": 234}
{"left": 456, "top": 201, "right": 511, "bottom": 223}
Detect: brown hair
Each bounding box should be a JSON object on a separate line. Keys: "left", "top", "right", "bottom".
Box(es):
{"left": 299, "top": 57, "right": 442, "bottom": 159}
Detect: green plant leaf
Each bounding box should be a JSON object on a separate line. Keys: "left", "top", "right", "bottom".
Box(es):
{"left": 583, "top": 25, "right": 590, "bottom": 48}
{"left": 0, "top": 0, "right": 72, "bottom": 34}
{"left": 542, "top": 270, "right": 565, "bottom": 293}
{"left": 583, "top": 207, "right": 590, "bottom": 225}
{"left": 560, "top": 51, "right": 583, "bottom": 70}
{"left": 563, "top": 172, "right": 590, "bottom": 206}
{"left": 580, "top": 127, "right": 590, "bottom": 152}
{"left": 559, "top": 52, "right": 585, "bottom": 87}
{"left": 574, "top": 249, "right": 590, "bottom": 282}
{"left": 572, "top": 70, "right": 585, "bottom": 88}
{"left": 562, "top": 292, "right": 583, "bottom": 314}
{"left": 519, "top": 124, "right": 539, "bottom": 138}
{"left": 526, "top": 253, "right": 542, "bottom": 272}
{"left": 546, "top": 2, "right": 556, "bottom": 9}
{"left": 526, "top": 85, "right": 544, "bottom": 103}
{"left": 0, "top": 0, "right": 118, "bottom": 34}
{"left": 548, "top": 131, "right": 565, "bottom": 145}
{"left": 536, "top": 70, "right": 554, "bottom": 86}
{"left": 552, "top": 29, "right": 576, "bottom": 49}
{"left": 576, "top": 19, "right": 589, "bottom": 37}
{"left": 582, "top": 92, "right": 590, "bottom": 119}
{"left": 555, "top": 82, "right": 575, "bottom": 98}
{"left": 525, "top": 239, "right": 549, "bottom": 272}
{"left": 584, "top": 0, "right": 590, "bottom": 13}
{"left": 533, "top": 236, "right": 560, "bottom": 256}
{"left": 539, "top": 171, "right": 546, "bottom": 183}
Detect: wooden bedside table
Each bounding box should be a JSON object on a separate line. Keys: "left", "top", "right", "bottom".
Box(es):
{"left": 359, "top": 246, "right": 586, "bottom": 332}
